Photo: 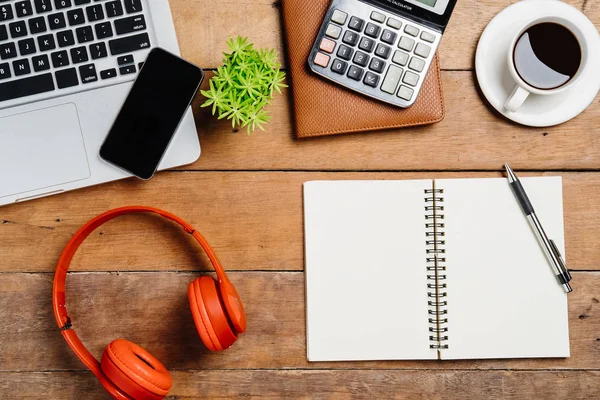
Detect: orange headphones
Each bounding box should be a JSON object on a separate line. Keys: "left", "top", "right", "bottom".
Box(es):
{"left": 52, "top": 206, "right": 246, "bottom": 400}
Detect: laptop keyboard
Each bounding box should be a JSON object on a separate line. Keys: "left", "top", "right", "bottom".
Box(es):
{"left": 0, "top": 0, "right": 152, "bottom": 107}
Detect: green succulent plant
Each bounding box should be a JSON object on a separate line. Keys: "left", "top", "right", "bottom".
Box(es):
{"left": 201, "top": 36, "right": 287, "bottom": 134}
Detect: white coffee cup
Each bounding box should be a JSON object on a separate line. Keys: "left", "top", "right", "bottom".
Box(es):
{"left": 504, "top": 16, "right": 589, "bottom": 113}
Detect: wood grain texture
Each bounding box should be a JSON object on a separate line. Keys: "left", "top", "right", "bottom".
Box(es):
{"left": 0, "top": 272, "right": 598, "bottom": 372}
{"left": 0, "top": 172, "right": 599, "bottom": 273}
{"left": 169, "top": 0, "right": 598, "bottom": 72}
{"left": 182, "top": 72, "right": 600, "bottom": 171}
{"left": 1, "top": 370, "right": 599, "bottom": 400}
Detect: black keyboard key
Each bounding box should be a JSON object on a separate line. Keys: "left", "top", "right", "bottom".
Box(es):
{"left": 100, "top": 67, "right": 116, "bottom": 79}
{"left": 0, "top": 42, "right": 16, "bottom": 59}
{"left": 89, "top": 41, "right": 107, "bottom": 59}
{"left": 0, "top": 62, "right": 11, "bottom": 80}
{"left": 117, "top": 54, "right": 133, "bottom": 65}
{"left": 12, "top": 58, "right": 31, "bottom": 76}
{"left": 358, "top": 37, "right": 375, "bottom": 53}
{"left": 76, "top": 25, "right": 93, "bottom": 42}
{"left": 15, "top": 1, "right": 34, "bottom": 18}
{"left": 67, "top": 8, "right": 84, "bottom": 25}
{"left": 48, "top": 12, "right": 66, "bottom": 30}
{"left": 74, "top": 0, "right": 91, "bottom": 5}
{"left": 342, "top": 30, "right": 358, "bottom": 46}
{"left": 347, "top": 65, "right": 364, "bottom": 81}
{"left": 369, "top": 57, "right": 385, "bottom": 73}
{"left": 18, "top": 38, "right": 36, "bottom": 55}
{"left": 0, "top": 73, "right": 55, "bottom": 101}
{"left": 105, "top": 0, "right": 123, "bottom": 17}
{"left": 381, "top": 29, "right": 397, "bottom": 45}
{"left": 364, "top": 22, "right": 381, "bottom": 38}
{"left": 95, "top": 21, "right": 112, "bottom": 38}
{"left": 348, "top": 16, "right": 364, "bottom": 32}
{"left": 363, "top": 71, "right": 379, "bottom": 88}
{"left": 0, "top": 25, "right": 7, "bottom": 41}
{"left": 115, "top": 14, "right": 145, "bottom": 35}
{"left": 34, "top": 0, "right": 53, "bottom": 14}
{"left": 57, "top": 29, "right": 74, "bottom": 47}
{"left": 55, "top": 67, "right": 78, "bottom": 88}
{"left": 119, "top": 64, "right": 135, "bottom": 75}
{"left": 86, "top": 4, "right": 104, "bottom": 21}
{"left": 109, "top": 32, "right": 149, "bottom": 55}
{"left": 32, "top": 54, "right": 50, "bottom": 71}
{"left": 54, "top": 0, "right": 72, "bottom": 10}
{"left": 28, "top": 16, "right": 47, "bottom": 34}
{"left": 124, "top": 0, "right": 142, "bottom": 14}
{"left": 0, "top": 4, "right": 13, "bottom": 22}
{"left": 79, "top": 63, "right": 97, "bottom": 83}
{"left": 336, "top": 44, "right": 352, "bottom": 61}
{"left": 38, "top": 33, "right": 56, "bottom": 51}
{"left": 352, "top": 50, "right": 369, "bottom": 67}
{"left": 70, "top": 45, "right": 87, "bottom": 63}
{"left": 374, "top": 43, "right": 391, "bottom": 60}
{"left": 330, "top": 58, "right": 347, "bottom": 75}
{"left": 51, "top": 49, "right": 68, "bottom": 67}
{"left": 9, "top": 21, "right": 27, "bottom": 38}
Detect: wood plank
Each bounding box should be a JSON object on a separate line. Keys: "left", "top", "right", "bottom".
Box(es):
{"left": 0, "top": 272, "right": 598, "bottom": 372}
{"left": 0, "top": 172, "right": 599, "bottom": 272}
{"left": 1, "top": 370, "right": 599, "bottom": 399}
{"left": 185, "top": 72, "right": 600, "bottom": 171}
{"left": 169, "top": 0, "right": 596, "bottom": 71}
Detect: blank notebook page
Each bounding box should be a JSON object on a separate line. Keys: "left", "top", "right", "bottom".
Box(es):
{"left": 439, "top": 177, "right": 569, "bottom": 360}
{"left": 304, "top": 180, "right": 438, "bottom": 361}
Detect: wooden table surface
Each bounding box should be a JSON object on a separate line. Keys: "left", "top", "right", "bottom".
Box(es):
{"left": 1, "top": 0, "right": 599, "bottom": 398}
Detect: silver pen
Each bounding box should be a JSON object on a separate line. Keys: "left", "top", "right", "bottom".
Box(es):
{"left": 505, "top": 164, "right": 573, "bottom": 293}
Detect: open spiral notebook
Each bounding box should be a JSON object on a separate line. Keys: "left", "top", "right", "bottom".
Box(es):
{"left": 303, "top": 177, "right": 570, "bottom": 361}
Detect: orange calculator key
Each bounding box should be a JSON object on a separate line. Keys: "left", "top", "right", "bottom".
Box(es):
{"left": 319, "top": 38, "right": 336, "bottom": 54}
{"left": 313, "top": 52, "right": 330, "bottom": 68}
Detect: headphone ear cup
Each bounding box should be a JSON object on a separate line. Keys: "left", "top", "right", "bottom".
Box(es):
{"left": 101, "top": 339, "right": 172, "bottom": 400}
{"left": 188, "top": 277, "right": 238, "bottom": 351}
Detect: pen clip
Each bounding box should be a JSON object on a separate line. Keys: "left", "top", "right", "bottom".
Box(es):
{"left": 549, "top": 240, "right": 572, "bottom": 283}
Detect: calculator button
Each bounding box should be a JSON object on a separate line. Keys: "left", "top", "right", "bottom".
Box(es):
{"left": 381, "top": 65, "right": 402, "bottom": 94}
{"left": 331, "top": 58, "right": 348, "bottom": 74}
{"left": 375, "top": 43, "right": 391, "bottom": 59}
{"left": 342, "top": 30, "right": 359, "bottom": 46}
{"left": 313, "top": 52, "right": 330, "bottom": 68}
{"left": 325, "top": 23, "right": 342, "bottom": 39}
{"left": 414, "top": 42, "right": 431, "bottom": 58}
{"left": 387, "top": 18, "right": 401, "bottom": 30}
{"left": 404, "top": 24, "right": 419, "bottom": 37}
{"left": 363, "top": 71, "right": 379, "bottom": 87}
{"left": 370, "top": 11, "right": 385, "bottom": 23}
{"left": 398, "top": 36, "right": 415, "bottom": 52}
{"left": 402, "top": 70, "right": 419, "bottom": 87}
{"left": 331, "top": 9, "right": 347, "bottom": 25}
{"left": 348, "top": 16, "right": 364, "bottom": 32}
{"left": 319, "top": 38, "right": 336, "bottom": 54}
{"left": 397, "top": 85, "right": 414, "bottom": 101}
{"left": 369, "top": 57, "right": 385, "bottom": 73}
{"left": 408, "top": 56, "right": 425, "bottom": 72}
{"left": 337, "top": 44, "right": 353, "bottom": 60}
{"left": 421, "top": 31, "right": 436, "bottom": 43}
{"left": 347, "top": 65, "right": 364, "bottom": 81}
{"left": 353, "top": 50, "right": 369, "bottom": 67}
{"left": 364, "top": 22, "right": 381, "bottom": 38}
{"left": 358, "top": 37, "right": 374, "bottom": 53}
{"left": 381, "top": 29, "right": 397, "bottom": 45}
{"left": 392, "top": 50, "right": 409, "bottom": 66}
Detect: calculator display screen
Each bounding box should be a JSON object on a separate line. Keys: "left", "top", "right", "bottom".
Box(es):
{"left": 415, "top": 0, "right": 438, "bottom": 6}
{"left": 368, "top": 0, "right": 457, "bottom": 31}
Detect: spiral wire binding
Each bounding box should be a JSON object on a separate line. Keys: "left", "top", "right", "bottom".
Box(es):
{"left": 425, "top": 187, "right": 449, "bottom": 350}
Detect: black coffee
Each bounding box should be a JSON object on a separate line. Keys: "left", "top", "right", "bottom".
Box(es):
{"left": 513, "top": 22, "right": 581, "bottom": 90}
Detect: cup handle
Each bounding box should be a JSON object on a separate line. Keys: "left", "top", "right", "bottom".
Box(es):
{"left": 504, "top": 85, "right": 530, "bottom": 112}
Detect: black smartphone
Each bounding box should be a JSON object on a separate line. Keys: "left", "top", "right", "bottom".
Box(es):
{"left": 100, "top": 48, "right": 204, "bottom": 180}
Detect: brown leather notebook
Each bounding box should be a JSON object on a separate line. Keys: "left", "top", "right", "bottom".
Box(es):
{"left": 282, "top": 0, "right": 445, "bottom": 138}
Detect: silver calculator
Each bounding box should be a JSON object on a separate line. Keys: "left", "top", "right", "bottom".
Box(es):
{"left": 309, "top": 0, "right": 457, "bottom": 108}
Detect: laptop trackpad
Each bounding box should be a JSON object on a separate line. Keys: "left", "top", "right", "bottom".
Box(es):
{"left": 0, "top": 103, "right": 91, "bottom": 199}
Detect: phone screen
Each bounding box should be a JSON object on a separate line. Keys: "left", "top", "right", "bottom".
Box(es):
{"left": 100, "top": 48, "right": 204, "bottom": 180}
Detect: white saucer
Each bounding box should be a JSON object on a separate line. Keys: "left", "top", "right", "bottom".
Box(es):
{"left": 475, "top": 0, "right": 600, "bottom": 127}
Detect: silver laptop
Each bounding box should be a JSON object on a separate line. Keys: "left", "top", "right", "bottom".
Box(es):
{"left": 0, "top": 0, "right": 200, "bottom": 206}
